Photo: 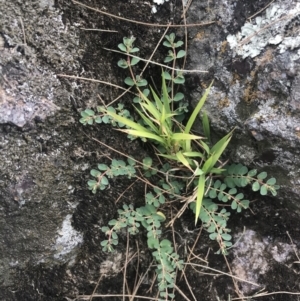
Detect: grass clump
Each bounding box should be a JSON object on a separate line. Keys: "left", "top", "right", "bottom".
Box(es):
{"left": 80, "top": 34, "right": 279, "bottom": 300}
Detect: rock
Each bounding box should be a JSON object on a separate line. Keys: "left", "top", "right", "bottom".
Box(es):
{"left": 0, "top": 0, "right": 159, "bottom": 300}
{"left": 232, "top": 229, "right": 294, "bottom": 294}
{"left": 187, "top": 0, "right": 300, "bottom": 214}
{"left": 0, "top": 0, "right": 103, "bottom": 297}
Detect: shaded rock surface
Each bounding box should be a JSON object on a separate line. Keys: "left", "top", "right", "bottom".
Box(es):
{"left": 0, "top": 0, "right": 299, "bottom": 301}
{"left": 187, "top": 0, "right": 300, "bottom": 212}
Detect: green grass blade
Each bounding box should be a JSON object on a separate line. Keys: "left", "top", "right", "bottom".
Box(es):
{"left": 195, "top": 174, "right": 206, "bottom": 223}
{"left": 210, "top": 129, "right": 234, "bottom": 154}
{"left": 134, "top": 106, "right": 159, "bottom": 134}
{"left": 158, "top": 153, "right": 178, "bottom": 160}
{"left": 202, "top": 111, "right": 210, "bottom": 141}
{"left": 209, "top": 167, "right": 226, "bottom": 174}
{"left": 185, "top": 81, "right": 213, "bottom": 134}
{"left": 199, "top": 141, "right": 210, "bottom": 155}
{"left": 176, "top": 151, "right": 192, "bottom": 170}
{"left": 140, "top": 102, "right": 161, "bottom": 121}
{"left": 204, "top": 129, "right": 234, "bottom": 173}
{"left": 201, "top": 154, "right": 214, "bottom": 173}
{"left": 182, "top": 151, "right": 204, "bottom": 159}
{"left": 120, "top": 129, "right": 166, "bottom": 145}
{"left": 171, "top": 133, "right": 202, "bottom": 141}
{"left": 160, "top": 104, "right": 167, "bottom": 129}
{"left": 161, "top": 72, "right": 171, "bottom": 116}
{"left": 149, "top": 86, "right": 163, "bottom": 115}
{"left": 106, "top": 110, "right": 150, "bottom": 132}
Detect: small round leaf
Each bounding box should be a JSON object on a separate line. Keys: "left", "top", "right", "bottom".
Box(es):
{"left": 98, "top": 164, "right": 108, "bottom": 171}
{"left": 85, "top": 109, "right": 95, "bottom": 116}
{"left": 252, "top": 181, "right": 260, "bottom": 191}
{"left": 173, "top": 92, "right": 184, "bottom": 101}
{"left": 124, "top": 77, "right": 135, "bottom": 86}
{"left": 117, "top": 59, "right": 128, "bottom": 69}
{"left": 176, "top": 50, "right": 186, "bottom": 58}
{"left": 221, "top": 233, "right": 232, "bottom": 241}
{"left": 266, "top": 177, "right": 276, "bottom": 185}
{"left": 130, "top": 57, "right": 140, "bottom": 66}
{"left": 118, "top": 43, "right": 127, "bottom": 52}
{"left": 257, "top": 171, "right": 268, "bottom": 180}
{"left": 260, "top": 184, "right": 268, "bottom": 195}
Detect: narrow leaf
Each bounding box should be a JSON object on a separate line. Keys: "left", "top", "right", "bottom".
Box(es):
{"left": 171, "top": 133, "right": 202, "bottom": 141}
{"left": 106, "top": 110, "right": 151, "bottom": 133}
{"left": 206, "top": 129, "right": 234, "bottom": 171}
{"left": 200, "top": 141, "right": 210, "bottom": 154}
{"left": 182, "top": 151, "right": 204, "bottom": 159}
{"left": 140, "top": 94, "right": 161, "bottom": 121}
{"left": 158, "top": 153, "right": 178, "bottom": 161}
{"left": 121, "top": 129, "right": 166, "bottom": 144}
{"left": 176, "top": 151, "right": 192, "bottom": 170}
{"left": 209, "top": 167, "right": 226, "bottom": 174}
{"left": 134, "top": 106, "right": 159, "bottom": 134}
{"left": 185, "top": 81, "right": 213, "bottom": 134}
{"left": 161, "top": 72, "right": 172, "bottom": 126}
{"left": 184, "top": 81, "right": 213, "bottom": 151}
{"left": 195, "top": 175, "right": 206, "bottom": 223}
{"left": 202, "top": 155, "right": 214, "bottom": 174}
{"left": 202, "top": 111, "right": 210, "bottom": 141}
{"left": 194, "top": 168, "right": 204, "bottom": 176}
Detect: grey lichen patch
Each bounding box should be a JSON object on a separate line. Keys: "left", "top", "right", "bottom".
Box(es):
{"left": 245, "top": 104, "right": 300, "bottom": 145}
{"left": 232, "top": 230, "right": 268, "bottom": 293}
{"left": 233, "top": 145, "right": 256, "bottom": 166}
{"left": 0, "top": 0, "right": 84, "bottom": 127}
{"left": 291, "top": 75, "right": 300, "bottom": 112}
{"left": 39, "top": 0, "right": 55, "bottom": 9}
{"left": 0, "top": 86, "right": 60, "bottom": 127}
{"left": 0, "top": 0, "right": 93, "bottom": 288}
{"left": 54, "top": 214, "right": 83, "bottom": 263}
{"left": 227, "top": 2, "right": 300, "bottom": 58}
{"left": 232, "top": 229, "right": 294, "bottom": 294}
{"left": 100, "top": 252, "right": 124, "bottom": 277}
